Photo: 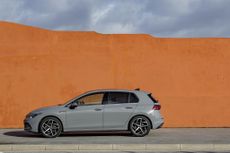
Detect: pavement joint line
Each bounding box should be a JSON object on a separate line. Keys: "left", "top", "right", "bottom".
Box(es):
{"left": 1, "top": 144, "right": 230, "bottom": 151}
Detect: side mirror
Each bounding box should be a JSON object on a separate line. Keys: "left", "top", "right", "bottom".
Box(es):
{"left": 69, "top": 103, "right": 78, "bottom": 109}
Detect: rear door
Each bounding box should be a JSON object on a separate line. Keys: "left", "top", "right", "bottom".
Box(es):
{"left": 103, "top": 92, "right": 139, "bottom": 129}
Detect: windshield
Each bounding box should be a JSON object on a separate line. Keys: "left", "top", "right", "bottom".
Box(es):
{"left": 62, "top": 92, "right": 86, "bottom": 106}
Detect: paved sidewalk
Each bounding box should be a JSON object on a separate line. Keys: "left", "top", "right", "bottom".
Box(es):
{"left": 0, "top": 128, "right": 230, "bottom": 152}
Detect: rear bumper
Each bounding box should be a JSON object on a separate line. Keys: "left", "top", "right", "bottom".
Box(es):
{"left": 148, "top": 110, "right": 164, "bottom": 129}
{"left": 151, "top": 118, "right": 164, "bottom": 129}
{"left": 156, "top": 122, "right": 164, "bottom": 129}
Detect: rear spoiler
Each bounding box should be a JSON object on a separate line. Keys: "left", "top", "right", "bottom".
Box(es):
{"left": 148, "top": 93, "right": 159, "bottom": 103}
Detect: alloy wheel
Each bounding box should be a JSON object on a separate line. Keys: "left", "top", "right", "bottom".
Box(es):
{"left": 40, "top": 117, "right": 62, "bottom": 138}
{"left": 130, "top": 116, "right": 150, "bottom": 137}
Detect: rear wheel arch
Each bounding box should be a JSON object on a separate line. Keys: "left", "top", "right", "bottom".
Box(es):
{"left": 127, "top": 114, "right": 153, "bottom": 130}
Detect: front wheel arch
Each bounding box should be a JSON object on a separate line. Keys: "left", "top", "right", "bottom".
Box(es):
{"left": 38, "top": 115, "right": 64, "bottom": 133}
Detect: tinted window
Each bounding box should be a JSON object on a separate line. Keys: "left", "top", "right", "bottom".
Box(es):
{"left": 77, "top": 93, "right": 105, "bottom": 105}
{"left": 102, "top": 92, "right": 109, "bottom": 104}
{"left": 108, "top": 92, "right": 129, "bottom": 104}
{"left": 129, "top": 93, "right": 139, "bottom": 103}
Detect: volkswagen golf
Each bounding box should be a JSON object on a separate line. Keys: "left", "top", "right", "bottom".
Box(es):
{"left": 24, "top": 89, "right": 164, "bottom": 138}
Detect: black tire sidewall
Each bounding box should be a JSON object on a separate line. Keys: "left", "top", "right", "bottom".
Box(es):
{"left": 40, "top": 117, "right": 62, "bottom": 138}
{"left": 130, "top": 116, "right": 151, "bottom": 137}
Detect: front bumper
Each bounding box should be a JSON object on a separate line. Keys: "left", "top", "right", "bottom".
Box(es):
{"left": 23, "top": 117, "right": 41, "bottom": 133}
{"left": 24, "top": 121, "right": 32, "bottom": 131}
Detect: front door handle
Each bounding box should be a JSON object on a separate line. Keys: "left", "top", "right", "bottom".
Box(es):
{"left": 94, "top": 108, "right": 102, "bottom": 111}
{"left": 125, "top": 107, "right": 133, "bottom": 109}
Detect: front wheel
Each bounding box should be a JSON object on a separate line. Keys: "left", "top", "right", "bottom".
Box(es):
{"left": 39, "top": 117, "right": 62, "bottom": 138}
{"left": 129, "top": 116, "right": 151, "bottom": 137}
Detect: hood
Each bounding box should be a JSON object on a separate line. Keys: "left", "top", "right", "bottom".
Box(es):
{"left": 31, "top": 105, "right": 63, "bottom": 114}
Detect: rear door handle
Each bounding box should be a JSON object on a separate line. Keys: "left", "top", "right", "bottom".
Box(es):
{"left": 125, "top": 107, "right": 133, "bottom": 109}
{"left": 94, "top": 108, "right": 102, "bottom": 111}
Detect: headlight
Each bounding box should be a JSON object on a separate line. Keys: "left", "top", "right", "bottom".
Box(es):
{"left": 26, "top": 112, "right": 42, "bottom": 119}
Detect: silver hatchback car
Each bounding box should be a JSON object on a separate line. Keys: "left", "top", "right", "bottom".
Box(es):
{"left": 24, "top": 89, "right": 164, "bottom": 138}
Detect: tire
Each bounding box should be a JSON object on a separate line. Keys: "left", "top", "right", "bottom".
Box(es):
{"left": 129, "top": 116, "right": 151, "bottom": 137}
{"left": 39, "top": 117, "right": 62, "bottom": 138}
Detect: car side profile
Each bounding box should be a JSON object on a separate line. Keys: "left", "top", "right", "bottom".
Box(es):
{"left": 24, "top": 89, "right": 164, "bottom": 138}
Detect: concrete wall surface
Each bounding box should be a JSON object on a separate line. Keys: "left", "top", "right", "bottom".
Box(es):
{"left": 0, "top": 21, "right": 230, "bottom": 128}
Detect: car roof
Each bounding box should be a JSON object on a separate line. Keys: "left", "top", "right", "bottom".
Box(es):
{"left": 85, "top": 89, "right": 150, "bottom": 94}
{"left": 64, "top": 89, "right": 151, "bottom": 106}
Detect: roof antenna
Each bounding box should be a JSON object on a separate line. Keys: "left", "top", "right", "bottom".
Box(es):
{"left": 135, "top": 88, "right": 140, "bottom": 91}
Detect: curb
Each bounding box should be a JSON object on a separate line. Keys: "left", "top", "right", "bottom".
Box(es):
{"left": 0, "top": 144, "right": 230, "bottom": 151}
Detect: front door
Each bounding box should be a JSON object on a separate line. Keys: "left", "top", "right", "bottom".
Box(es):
{"left": 65, "top": 92, "right": 105, "bottom": 131}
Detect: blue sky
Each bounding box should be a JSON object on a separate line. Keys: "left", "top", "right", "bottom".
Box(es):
{"left": 0, "top": 0, "right": 230, "bottom": 37}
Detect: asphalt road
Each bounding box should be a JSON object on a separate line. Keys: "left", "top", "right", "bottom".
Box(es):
{"left": 0, "top": 128, "right": 230, "bottom": 144}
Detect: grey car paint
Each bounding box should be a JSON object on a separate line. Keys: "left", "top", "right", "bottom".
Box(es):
{"left": 103, "top": 102, "right": 138, "bottom": 129}
{"left": 24, "top": 89, "right": 164, "bottom": 136}
{"left": 66, "top": 104, "right": 104, "bottom": 130}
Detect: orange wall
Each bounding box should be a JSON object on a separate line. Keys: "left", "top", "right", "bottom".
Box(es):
{"left": 1, "top": 21, "right": 230, "bottom": 128}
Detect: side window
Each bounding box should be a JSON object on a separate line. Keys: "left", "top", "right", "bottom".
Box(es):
{"left": 129, "top": 93, "right": 139, "bottom": 103}
{"left": 108, "top": 92, "right": 129, "bottom": 104}
{"left": 102, "top": 92, "right": 109, "bottom": 104}
{"left": 77, "top": 93, "right": 104, "bottom": 105}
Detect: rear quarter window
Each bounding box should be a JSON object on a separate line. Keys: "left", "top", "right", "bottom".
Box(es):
{"left": 129, "top": 93, "right": 139, "bottom": 103}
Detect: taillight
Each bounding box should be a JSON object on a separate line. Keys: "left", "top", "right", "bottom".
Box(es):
{"left": 153, "top": 105, "right": 161, "bottom": 110}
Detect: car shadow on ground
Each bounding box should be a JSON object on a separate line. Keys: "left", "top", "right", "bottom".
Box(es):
{"left": 60, "top": 131, "right": 132, "bottom": 137}
{"left": 4, "top": 130, "right": 132, "bottom": 138}
{"left": 4, "top": 130, "right": 43, "bottom": 138}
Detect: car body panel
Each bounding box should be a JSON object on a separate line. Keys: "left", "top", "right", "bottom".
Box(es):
{"left": 103, "top": 103, "right": 138, "bottom": 129}
{"left": 24, "top": 106, "right": 66, "bottom": 132}
{"left": 65, "top": 104, "right": 104, "bottom": 130}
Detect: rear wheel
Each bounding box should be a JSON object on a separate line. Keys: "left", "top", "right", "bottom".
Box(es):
{"left": 129, "top": 116, "right": 151, "bottom": 137}
{"left": 39, "top": 117, "right": 62, "bottom": 138}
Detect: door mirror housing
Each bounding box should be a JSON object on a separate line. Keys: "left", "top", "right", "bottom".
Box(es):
{"left": 69, "top": 103, "right": 78, "bottom": 109}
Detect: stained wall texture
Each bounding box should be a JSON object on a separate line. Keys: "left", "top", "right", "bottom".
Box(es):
{"left": 0, "top": 21, "right": 230, "bottom": 128}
